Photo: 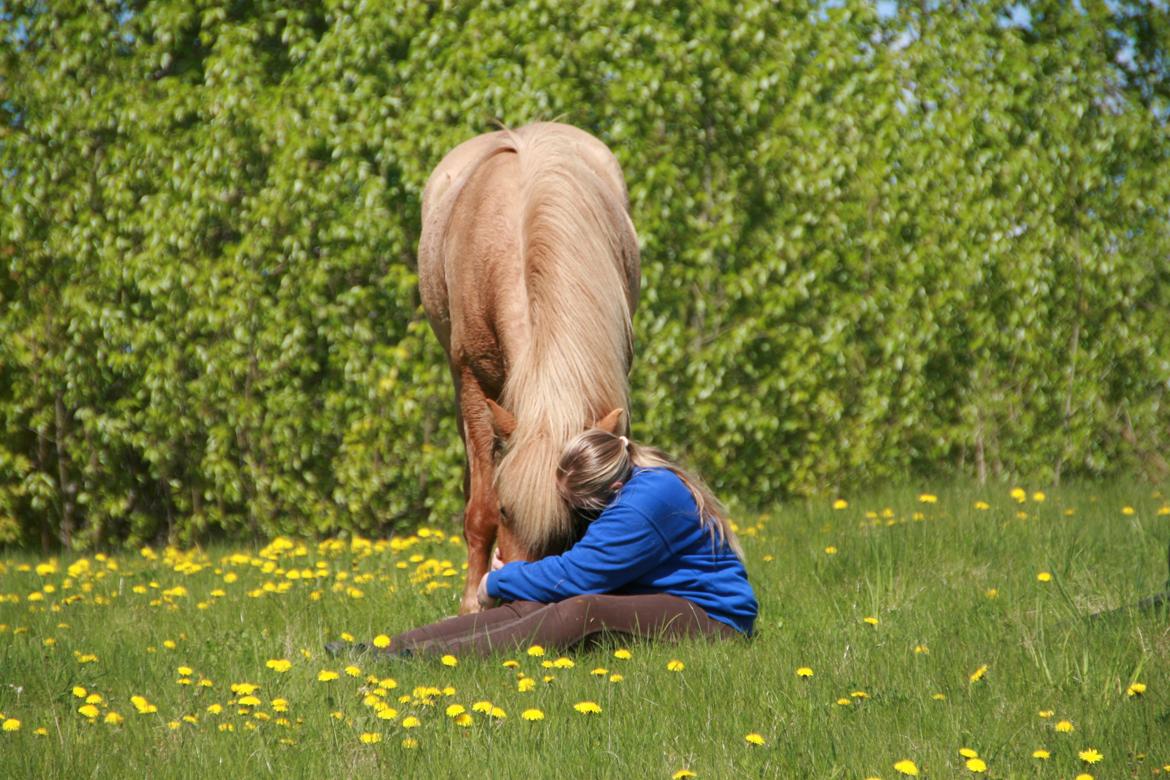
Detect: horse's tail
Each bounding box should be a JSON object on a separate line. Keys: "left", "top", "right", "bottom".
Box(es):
{"left": 495, "top": 124, "right": 640, "bottom": 556}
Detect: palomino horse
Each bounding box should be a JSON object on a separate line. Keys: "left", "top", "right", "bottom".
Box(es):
{"left": 418, "top": 122, "right": 640, "bottom": 614}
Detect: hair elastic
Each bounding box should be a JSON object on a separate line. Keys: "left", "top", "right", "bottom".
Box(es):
{"left": 618, "top": 435, "right": 630, "bottom": 450}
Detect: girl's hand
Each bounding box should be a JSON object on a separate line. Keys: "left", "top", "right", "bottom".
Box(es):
{"left": 476, "top": 573, "right": 497, "bottom": 610}
{"left": 490, "top": 547, "right": 505, "bottom": 572}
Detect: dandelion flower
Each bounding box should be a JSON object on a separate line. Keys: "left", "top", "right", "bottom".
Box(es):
{"left": 893, "top": 759, "right": 919, "bottom": 776}
{"left": 177, "top": 666, "right": 193, "bottom": 677}
{"left": 918, "top": 493, "right": 938, "bottom": 504}
{"left": 317, "top": 670, "right": 339, "bottom": 682}
{"left": 401, "top": 716, "right": 420, "bottom": 729}
{"left": 968, "top": 664, "right": 988, "bottom": 683}
{"left": 104, "top": 712, "right": 123, "bottom": 725}
{"left": 526, "top": 645, "right": 545, "bottom": 657}
{"left": 667, "top": 659, "right": 685, "bottom": 672}
{"left": 609, "top": 674, "right": 624, "bottom": 683}
{"left": 401, "top": 737, "right": 419, "bottom": 749}
{"left": 824, "top": 546, "right": 838, "bottom": 555}
{"left": 744, "top": 732, "right": 766, "bottom": 746}
{"left": 517, "top": 678, "right": 536, "bottom": 692}
{"left": 914, "top": 644, "right": 929, "bottom": 654}
{"left": 931, "top": 693, "right": 946, "bottom": 700}
{"left": 1032, "top": 491, "right": 1046, "bottom": 502}
{"left": 1122, "top": 506, "right": 1135, "bottom": 516}
{"left": 591, "top": 667, "right": 608, "bottom": 676}
{"left": 441, "top": 654, "right": 458, "bottom": 667}
{"left": 521, "top": 708, "right": 544, "bottom": 721}
{"left": 376, "top": 707, "right": 398, "bottom": 721}
{"left": 1036, "top": 572, "right": 1052, "bottom": 582}
{"left": 863, "top": 616, "right": 879, "bottom": 626}
{"left": 965, "top": 758, "right": 987, "bottom": 772}
{"left": 1037, "top": 710, "right": 1053, "bottom": 718}
{"left": 796, "top": 667, "right": 814, "bottom": 678}
{"left": 359, "top": 732, "right": 381, "bottom": 744}
{"left": 1055, "top": 719, "right": 1074, "bottom": 733}
{"left": 78, "top": 704, "right": 100, "bottom": 719}
{"left": 1010, "top": 487, "right": 1026, "bottom": 502}
{"left": 453, "top": 713, "right": 473, "bottom": 727}
{"left": 265, "top": 659, "right": 291, "bottom": 673}
{"left": 1032, "top": 749, "right": 1050, "bottom": 760}
{"left": 344, "top": 665, "right": 362, "bottom": 678}
{"left": 445, "top": 704, "right": 466, "bottom": 718}
{"left": 373, "top": 634, "right": 391, "bottom": 649}
{"left": 72, "top": 686, "right": 87, "bottom": 698}
{"left": 833, "top": 499, "right": 848, "bottom": 510}
{"left": 573, "top": 701, "right": 602, "bottom": 715}
{"left": 1126, "top": 682, "right": 1146, "bottom": 697}
{"left": 553, "top": 657, "right": 575, "bottom": 669}
{"left": 974, "top": 501, "right": 990, "bottom": 510}
{"left": 673, "top": 770, "right": 697, "bottom": 779}
{"left": 613, "top": 648, "right": 632, "bottom": 660}
{"left": 959, "top": 748, "right": 978, "bottom": 758}
{"left": 1078, "top": 749, "right": 1103, "bottom": 764}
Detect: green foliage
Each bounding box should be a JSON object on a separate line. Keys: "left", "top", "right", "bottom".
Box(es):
{"left": 2, "top": 1, "right": 1168, "bottom": 547}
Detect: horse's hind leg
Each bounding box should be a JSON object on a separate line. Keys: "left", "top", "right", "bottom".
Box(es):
{"left": 456, "top": 369, "right": 502, "bottom": 615}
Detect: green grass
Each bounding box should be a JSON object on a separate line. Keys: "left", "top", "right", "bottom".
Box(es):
{"left": 2, "top": 481, "right": 1169, "bottom": 779}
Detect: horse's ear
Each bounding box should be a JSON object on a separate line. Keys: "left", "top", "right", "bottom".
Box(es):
{"left": 592, "top": 408, "right": 624, "bottom": 435}
{"left": 486, "top": 398, "right": 517, "bottom": 440}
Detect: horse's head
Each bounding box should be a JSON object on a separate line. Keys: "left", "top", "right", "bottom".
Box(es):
{"left": 486, "top": 399, "right": 624, "bottom": 557}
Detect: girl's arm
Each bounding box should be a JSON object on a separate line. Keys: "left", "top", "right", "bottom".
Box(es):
{"left": 486, "top": 502, "right": 672, "bottom": 603}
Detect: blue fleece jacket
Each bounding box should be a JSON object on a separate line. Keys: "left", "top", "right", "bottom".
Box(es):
{"left": 486, "top": 467, "right": 758, "bottom": 635}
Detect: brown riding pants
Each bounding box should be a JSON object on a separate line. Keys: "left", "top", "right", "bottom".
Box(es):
{"left": 387, "top": 593, "right": 738, "bottom": 657}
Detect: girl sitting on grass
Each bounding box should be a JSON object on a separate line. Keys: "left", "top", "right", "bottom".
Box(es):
{"left": 334, "top": 426, "right": 757, "bottom": 657}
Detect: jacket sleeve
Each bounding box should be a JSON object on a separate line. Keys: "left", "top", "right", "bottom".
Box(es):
{"left": 486, "top": 502, "right": 673, "bottom": 603}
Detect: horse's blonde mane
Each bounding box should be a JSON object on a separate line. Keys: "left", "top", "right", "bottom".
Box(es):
{"left": 493, "top": 125, "right": 637, "bottom": 556}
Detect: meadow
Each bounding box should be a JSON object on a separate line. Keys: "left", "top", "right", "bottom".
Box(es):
{"left": 2, "top": 482, "right": 1168, "bottom": 779}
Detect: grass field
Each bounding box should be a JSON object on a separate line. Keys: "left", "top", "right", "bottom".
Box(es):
{"left": 2, "top": 481, "right": 1169, "bottom": 779}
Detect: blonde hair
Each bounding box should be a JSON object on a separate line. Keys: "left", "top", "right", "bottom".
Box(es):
{"left": 555, "top": 429, "right": 744, "bottom": 559}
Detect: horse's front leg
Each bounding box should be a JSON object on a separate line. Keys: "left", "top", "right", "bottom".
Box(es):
{"left": 457, "top": 374, "right": 501, "bottom": 615}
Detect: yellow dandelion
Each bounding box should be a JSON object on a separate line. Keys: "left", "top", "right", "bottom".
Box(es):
{"left": 401, "top": 716, "right": 420, "bottom": 729}
{"left": 1032, "top": 749, "right": 1050, "bottom": 759}
{"left": 1075, "top": 775, "right": 1093, "bottom": 780}
{"left": 339, "top": 632, "right": 354, "bottom": 642}
{"left": 1037, "top": 572, "right": 1052, "bottom": 582}
{"left": 206, "top": 704, "right": 223, "bottom": 714}
{"left": 914, "top": 644, "right": 929, "bottom": 654}
{"left": 833, "top": 499, "right": 848, "bottom": 510}
{"left": 918, "top": 493, "right": 938, "bottom": 504}
{"left": 824, "top": 546, "right": 838, "bottom": 555}
{"left": 968, "top": 664, "right": 988, "bottom": 683}
{"left": 573, "top": 701, "right": 602, "bottom": 715}
{"left": 1127, "top": 682, "right": 1146, "bottom": 697}
{"left": 3, "top": 718, "right": 23, "bottom": 732}
{"left": 1010, "top": 487, "right": 1026, "bottom": 502}
{"left": 609, "top": 674, "right": 624, "bottom": 683}
{"left": 974, "top": 500, "right": 990, "bottom": 510}
{"left": 1078, "top": 748, "right": 1103, "bottom": 764}
{"left": 1038, "top": 709, "right": 1054, "bottom": 718}
{"left": 471, "top": 701, "right": 493, "bottom": 714}
{"left": 959, "top": 748, "right": 978, "bottom": 758}
{"left": 176, "top": 666, "right": 193, "bottom": 677}
{"left": 343, "top": 665, "right": 362, "bottom": 678}
{"left": 673, "top": 770, "right": 697, "bottom": 780}
{"left": 667, "top": 659, "right": 685, "bottom": 672}
{"left": 359, "top": 732, "right": 381, "bottom": 744}
{"left": 613, "top": 648, "right": 632, "bottom": 660}
{"left": 317, "top": 670, "right": 339, "bottom": 682}
{"left": 453, "top": 713, "right": 473, "bottom": 727}
{"left": 237, "top": 695, "right": 261, "bottom": 707}
{"left": 744, "top": 732, "right": 766, "bottom": 746}
{"left": 440, "top": 654, "right": 458, "bottom": 667}
{"left": 931, "top": 692, "right": 946, "bottom": 700}
{"left": 1055, "top": 719, "right": 1074, "bottom": 733}
{"left": 850, "top": 690, "right": 868, "bottom": 699}
{"left": 893, "top": 759, "right": 919, "bottom": 776}
{"left": 1122, "top": 506, "right": 1135, "bottom": 516}
{"left": 78, "top": 704, "right": 100, "bottom": 719}
{"left": 985, "top": 588, "right": 998, "bottom": 599}
{"left": 71, "top": 686, "right": 87, "bottom": 698}
{"left": 521, "top": 708, "right": 544, "bottom": 721}
{"left": 965, "top": 758, "right": 987, "bottom": 773}
{"left": 1032, "top": 491, "right": 1046, "bottom": 502}
{"left": 836, "top": 698, "right": 851, "bottom": 706}
{"left": 104, "top": 711, "right": 123, "bottom": 725}
{"left": 265, "top": 659, "right": 292, "bottom": 673}
{"left": 373, "top": 634, "right": 391, "bottom": 649}
{"left": 526, "top": 645, "right": 545, "bottom": 657}
{"left": 795, "top": 666, "right": 814, "bottom": 678}
{"left": 376, "top": 707, "right": 398, "bottom": 721}
{"left": 502, "top": 659, "right": 519, "bottom": 668}
{"left": 517, "top": 678, "right": 536, "bottom": 692}
{"left": 401, "top": 737, "right": 419, "bottom": 749}
{"left": 445, "top": 704, "right": 466, "bottom": 718}
{"left": 552, "top": 657, "right": 575, "bottom": 669}
{"left": 591, "top": 667, "right": 608, "bottom": 676}
{"left": 863, "top": 616, "right": 879, "bottom": 626}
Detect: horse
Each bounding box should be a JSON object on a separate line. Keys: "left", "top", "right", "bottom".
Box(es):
{"left": 417, "top": 122, "right": 640, "bottom": 614}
